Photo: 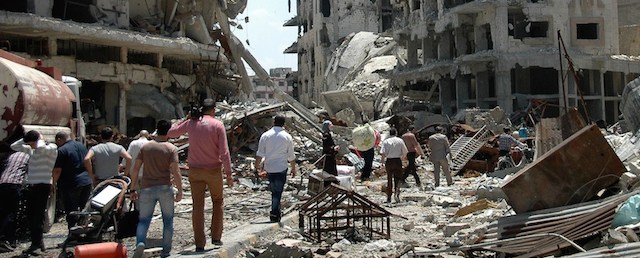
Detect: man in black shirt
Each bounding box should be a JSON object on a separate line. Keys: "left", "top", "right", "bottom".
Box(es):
{"left": 53, "top": 132, "right": 92, "bottom": 231}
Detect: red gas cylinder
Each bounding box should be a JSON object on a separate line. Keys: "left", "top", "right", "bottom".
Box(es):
{"left": 74, "top": 242, "right": 127, "bottom": 258}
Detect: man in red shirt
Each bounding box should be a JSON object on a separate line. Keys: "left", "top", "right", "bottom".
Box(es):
{"left": 401, "top": 125, "right": 423, "bottom": 187}
{"left": 168, "top": 98, "right": 233, "bottom": 251}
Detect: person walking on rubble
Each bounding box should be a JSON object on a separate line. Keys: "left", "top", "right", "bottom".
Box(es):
{"left": 84, "top": 127, "right": 132, "bottom": 185}
{"left": 380, "top": 128, "right": 408, "bottom": 203}
{"left": 130, "top": 120, "right": 183, "bottom": 258}
{"left": 322, "top": 119, "right": 339, "bottom": 176}
{"left": 0, "top": 142, "right": 29, "bottom": 253}
{"left": 122, "top": 130, "right": 150, "bottom": 176}
{"left": 358, "top": 120, "right": 380, "bottom": 182}
{"left": 402, "top": 125, "right": 423, "bottom": 187}
{"left": 11, "top": 130, "right": 58, "bottom": 255}
{"left": 498, "top": 127, "right": 527, "bottom": 157}
{"left": 255, "top": 115, "right": 297, "bottom": 223}
{"left": 168, "top": 98, "right": 233, "bottom": 251}
{"left": 52, "top": 132, "right": 92, "bottom": 232}
{"left": 428, "top": 126, "right": 452, "bottom": 187}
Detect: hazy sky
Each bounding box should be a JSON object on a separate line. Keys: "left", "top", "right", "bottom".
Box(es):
{"left": 232, "top": 1, "right": 299, "bottom": 75}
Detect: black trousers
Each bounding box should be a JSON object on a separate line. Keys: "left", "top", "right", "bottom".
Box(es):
{"left": 0, "top": 183, "right": 21, "bottom": 244}
{"left": 62, "top": 184, "right": 92, "bottom": 229}
{"left": 360, "top": 148, "right": 375, "bottom": 180}
{"left": 402, "top": 152, "right": 420, "bottom": 185}
{"left": 26, "top": 184, "right": 50, "bottom": 246}
{"left": 385, "top": 158, "right": 403, "bottom": 201}
{"left": 323, "top": 154, "right": 338, "bottom": 175}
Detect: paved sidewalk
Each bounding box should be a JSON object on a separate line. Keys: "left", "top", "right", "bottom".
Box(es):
{"left": 172, "top": 212, "right": 299, "bottom": 258}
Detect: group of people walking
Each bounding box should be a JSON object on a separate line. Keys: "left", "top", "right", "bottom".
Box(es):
{"left": 0, "top": 98, "right": 235, "bottom": 258}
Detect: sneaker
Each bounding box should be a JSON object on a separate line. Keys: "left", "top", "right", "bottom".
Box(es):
{"left": 212, "top": 240, "right": 223, "bottom": 246}
{"left": 133, "top": 242, "right": 145, "bottom": 258}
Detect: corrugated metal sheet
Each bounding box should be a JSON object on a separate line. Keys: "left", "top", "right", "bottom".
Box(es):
{"left": 479, "top": 191, "right": 638, "bottom": 257}
{"left": 0, "top": 58, "right": 74, "bottom": 140}
{"left": 563, "top": 242, "right": 640, "bottom": 258}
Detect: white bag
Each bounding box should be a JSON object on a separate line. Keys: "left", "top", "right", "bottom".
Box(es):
{"left": 352, "top": 124, "right": 376, "bottom": 151}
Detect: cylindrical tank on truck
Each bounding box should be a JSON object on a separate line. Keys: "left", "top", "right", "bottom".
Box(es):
{"left": 0, "top": 49, "right": 85, "bottom": 146}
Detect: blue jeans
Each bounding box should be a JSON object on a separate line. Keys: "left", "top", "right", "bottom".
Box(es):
{"left": 136, "top": 185, "right": 174, "bottom": 257}
{"left": 268, "top": 171, "right": 287, "bottom": 218}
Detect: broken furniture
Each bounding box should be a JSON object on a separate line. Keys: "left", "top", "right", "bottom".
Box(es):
{"left": 299, "top": 184, "right": 392, "bottom": 242}
{"left": 502, "top": 124, "right": 625, "bottom": 213}
{"left": 450, "top": 125, "right": 492, "bottom": 174}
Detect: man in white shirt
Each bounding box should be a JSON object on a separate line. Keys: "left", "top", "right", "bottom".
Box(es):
{"left": 10, "top": 130, "right": 57, "bottom": 255}
{"left": 256, "top": 115, "right": 297, "bottom": 223}
{"left": 123, "top": 130, "right": 150, "bottom": 175}
{"left": 380, "top": 128, "right": 408, "bottom": 203}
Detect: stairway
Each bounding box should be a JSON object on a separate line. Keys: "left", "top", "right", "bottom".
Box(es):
{"left": 449, "top": 126, "right": 492, "bottom": 173}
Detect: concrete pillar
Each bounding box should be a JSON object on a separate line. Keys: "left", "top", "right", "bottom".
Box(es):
{"left": 119, "top": 84, "right": 127, "bottom": 135}
{"left": 440, "top": 78, "right": 454, "bottom": 115}
{"left": 456, "top": 75, "right": 471, "bottom": 109}
{"left": 492, "top": 3, "right": 509, "bottom": 51}
{"left": 495, "top": 70, "right": 513, "bottom": 113}
{"left": 47, "top": 37, "right": 57, "bottom": 56}
{"left": 600, "top": 70, "right": 606, "bottom": 122}
{"left": 407, "top": 39, "right": 419, "bottom": 67}
{"left": 455, "top": 28, "right": 468, "bottom": 57}
{"left": 474, "top": 25, "right": 488, "bottom": 51}
{"left": 422, "top": 37, "right": 436, "bottom": 63}
{"left": 156, "top": 53, "right": 163, "bottom": 68}
{"left": 120, "top": 47, "right": 128, "bottom": 64}
{"left": 438, "top": 32, "right": 452, "bottom": 60}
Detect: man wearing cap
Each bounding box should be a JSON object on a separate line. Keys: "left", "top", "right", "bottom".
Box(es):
{"left": 255, "top": 115, "right": 296, "bottom": 223}
{"left": 168, "top": 98, "right": 233, "bottom": 251}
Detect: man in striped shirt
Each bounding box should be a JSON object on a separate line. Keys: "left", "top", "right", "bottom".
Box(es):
{"left": 0, "top": 142, "right": 29, "bottom": 252}
{"left": 11, "top": 130, "right": 58, "bottom": 255}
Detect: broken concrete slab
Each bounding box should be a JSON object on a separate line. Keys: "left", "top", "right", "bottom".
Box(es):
{"left": 443, "top": 223, "right": 471, "bottom": 237}
{"left": 256, "top": 242, "right": 313, "bottom": 258}
{"left": 321, "top": 90, "right": 364, "bottom": 125}
{"left": 454, "top": 199, "right": 499, "bottom": 217}
{"left": 502, "top": 124, "right": 626, "bottom": 213}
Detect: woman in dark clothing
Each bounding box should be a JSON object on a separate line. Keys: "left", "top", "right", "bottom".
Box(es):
{"left": 321, "top": 120, "right": 338, "bottom": 175}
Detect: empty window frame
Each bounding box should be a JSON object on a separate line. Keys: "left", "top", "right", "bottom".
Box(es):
{"left": 576, "top": 23, "right": 598, "bottom": 39}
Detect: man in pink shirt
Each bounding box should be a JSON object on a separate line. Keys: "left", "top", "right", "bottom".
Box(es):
{"left": 167, "top": 98, "right": 233, "bottom": 252}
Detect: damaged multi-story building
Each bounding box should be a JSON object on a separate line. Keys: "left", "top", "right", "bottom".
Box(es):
{"left": 0, "top": 0, "right": 252, "bottom": 136}
{"left": 392, "top": 0, "right": 640, "bottom": 125}
{"left": 288, "top": 0, "right": 394, "bottom": 107}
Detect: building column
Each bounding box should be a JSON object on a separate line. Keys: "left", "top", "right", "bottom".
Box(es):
{"left": 456, "top": 75, "right": 470, "bottom": 109}
{"left": 600, "top": 70, "right": 606, "bottom": 122}
{"left": 495, "top": 70, "right": 513, "bottom": 113}
{"left": 119, "top": 84, "right": 128, "bottom": 135}
{"left": 492, "top": 3, "right": 509, "bottom": 51}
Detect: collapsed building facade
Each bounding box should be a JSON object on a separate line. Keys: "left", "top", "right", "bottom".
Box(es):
{"left": 287, "top": 0, "right": 394, "bottom": 107}
{"left": 391, "top": 0, "right": 640, "bottom": 125}
{"left": 0, "top": 0, "right": 251, "bottom": 136}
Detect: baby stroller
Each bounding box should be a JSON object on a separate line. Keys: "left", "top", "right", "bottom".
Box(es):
{"left": 59, "top": 175, "right": 133, "bottom": 255}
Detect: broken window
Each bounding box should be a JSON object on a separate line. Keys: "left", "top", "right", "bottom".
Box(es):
{"left": 320, "top": 0, "right": 331, "bottom": 18}
{"left": 576, "top": 23, "right": 598, "bottom": 39}
{"left": 412, "top": 0, "right": 420, "bottom": 11}
{"left": 508, "top": 11, "right": 549, "bottom": 39}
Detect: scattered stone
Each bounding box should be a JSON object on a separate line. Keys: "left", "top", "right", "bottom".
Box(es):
{"left": 475, "top": 186, "right": 507, "bottom": 201}
{"left": 257, "top": 242, "right": 313, "bottom": 258}
{"left": 619, "top": 172, "right": 639, "bottom": 189}
{"left": 403, "top": 221, "right": 415, "bottom": 231}
{"left": 276, "top": 239, "right": 303, "bottom": 247}
{"left": 443, "top": 223, "right": 471, "bottom": 237}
